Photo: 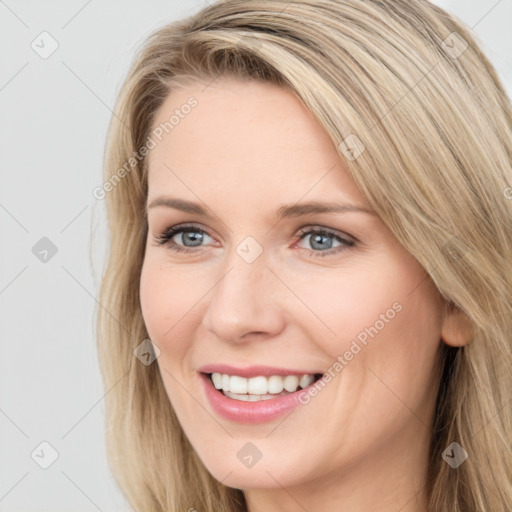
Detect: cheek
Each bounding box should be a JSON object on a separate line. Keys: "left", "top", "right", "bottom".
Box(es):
{"left": 282, "top": 259, "right": 409, "bottom": 353}
{"left": 139, "top": 257, "right": 201, "bottom": 348}
{"left": 373, "top": 285, "right": 444, "bottom": 390}
{"left": 139, "top": 258, "right": 206, "bottom": 416}
{"left": 293, "top": 255, "right": 443, "bottom": 403}
{"left": 338, "top": 277, "right": 444, "bottom": 427}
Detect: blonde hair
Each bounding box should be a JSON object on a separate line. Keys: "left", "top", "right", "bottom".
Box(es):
{"left": 97, "top": 0, "right": 512, "bottom": 510}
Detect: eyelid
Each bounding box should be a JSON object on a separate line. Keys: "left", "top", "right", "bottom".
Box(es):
{"left": 296, "top": 225, "right": 357, "bottom": 244}
{"left": 155, "top": 222, "right": 213, "bottom": 246}
{"left": 154, "top": 222, "right": 357, "bottom": 256}
{"left": 156, "top": 222, "right": 356, "bottom": 241}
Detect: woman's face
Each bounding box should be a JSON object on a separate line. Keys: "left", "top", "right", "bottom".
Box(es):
{"left": 140, "top": 78, "right": 447, "bottom": 498}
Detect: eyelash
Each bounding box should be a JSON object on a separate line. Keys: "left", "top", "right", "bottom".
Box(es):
{"left": 154, "top": 223, "right": 356, "bottom": 258}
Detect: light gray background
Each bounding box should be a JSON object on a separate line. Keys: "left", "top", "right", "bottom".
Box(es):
{"left": 1, "top": 1, "right": 511, "bottom": 510}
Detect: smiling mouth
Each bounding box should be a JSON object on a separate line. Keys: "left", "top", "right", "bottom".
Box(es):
{"left": 204, "top": 372, "right": 323, "bottom": 402}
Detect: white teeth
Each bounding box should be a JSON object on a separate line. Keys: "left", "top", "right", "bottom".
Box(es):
{"left": 300, "top": 374, "right": 315, "bottom": 388}
{"left": 224, "top": 390, "right": 292, "bottom": 401}
{"left": 283, "top": 375, "right": 299, "bottom": 392}
{"left": 229, "top": 375, "right": 248, "bottom": 394}
{"left": 212, "top": 373, "right": 223, "bottom": 389}
{"left": 267, "top": 375, "right": 284, "bottom": 394}
{"left": 248, "top": 376, "right": 267, "bottom": 395}
{"left": 222, "top": 374, "right": 230, "bottom": 392}
{"left": 210, "top": 372, "right": 317, "bottom": 397}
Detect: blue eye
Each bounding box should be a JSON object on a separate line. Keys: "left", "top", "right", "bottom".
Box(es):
{"left": 155, "top": 224, "right": 356, "bottom": 257}
{"left": 295, "top": 228, "right": 355, "bottom": 257}
{"left": 155, "top": 224, "right": 213, "bottom": 253}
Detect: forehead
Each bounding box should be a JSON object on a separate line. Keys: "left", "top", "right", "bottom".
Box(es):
{"left": 146, "top": 78, "right": 370, "bottom": 210}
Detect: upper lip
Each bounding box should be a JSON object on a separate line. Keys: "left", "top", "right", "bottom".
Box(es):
{"left": 198, "top": 364, "right": 322, "bottom": 378}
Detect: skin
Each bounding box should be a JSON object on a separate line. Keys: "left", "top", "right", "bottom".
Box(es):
{"left": 139, "top": 77, "right": 471, "bottom": 512}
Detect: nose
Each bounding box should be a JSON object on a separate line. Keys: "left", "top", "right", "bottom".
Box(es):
{"left": 201, "top": 245, "right": 286, "bottom": 344}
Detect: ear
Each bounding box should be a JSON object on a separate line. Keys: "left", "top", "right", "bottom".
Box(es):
{"left": 441, "top": 302, "right": 474, "bottom": 347}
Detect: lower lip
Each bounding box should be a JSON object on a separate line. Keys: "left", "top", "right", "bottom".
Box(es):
{"left": 199, "top": 372, "right": 314, "bottom": 424}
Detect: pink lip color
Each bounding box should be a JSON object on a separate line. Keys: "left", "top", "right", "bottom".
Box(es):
{"left": 198, "top": 371, "right": 316, "bottom": 424}
{"left": 198, "top": 363, "right": 320, "bottom": 378}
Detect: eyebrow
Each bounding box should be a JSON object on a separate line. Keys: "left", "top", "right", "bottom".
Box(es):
{"left": 146, "top": 197, "right": 376, "bottom": 219}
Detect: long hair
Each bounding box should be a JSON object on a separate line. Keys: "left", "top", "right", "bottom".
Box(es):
{"left": 97, "top": 1, "right": 512, "bottom": 510}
